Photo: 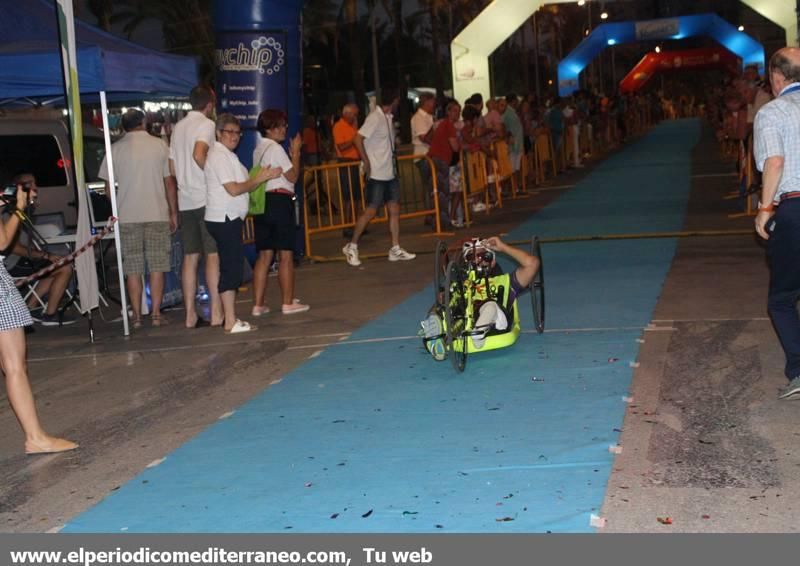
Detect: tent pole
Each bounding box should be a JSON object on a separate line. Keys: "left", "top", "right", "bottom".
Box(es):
{"left": 99, "top": 91, "right": 130, "bottom": 337}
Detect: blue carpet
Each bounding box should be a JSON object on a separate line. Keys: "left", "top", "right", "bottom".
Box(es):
{"left": 63, "top": 119, "right": 701, "bottom": 533}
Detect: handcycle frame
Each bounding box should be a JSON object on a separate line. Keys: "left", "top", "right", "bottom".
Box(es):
{"left": 433, "top": 237, "right": 545, "bottom": 372}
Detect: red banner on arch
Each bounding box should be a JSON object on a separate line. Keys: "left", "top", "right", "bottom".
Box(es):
{"left": 619, "top": 46, "right": 741, "bottom": 94}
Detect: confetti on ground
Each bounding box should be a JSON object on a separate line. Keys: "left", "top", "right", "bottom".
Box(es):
{"left": 608, "top": 445, "right": 623, "bottom": 454}
{"left": 629, "top": 361, "right": 640, "bottom": 368}
{"left": 531, "top": 376, "right": 545, "bottom": 382}
{"left": 402, "top": 511, "right": 418, "bottom": 516}
{"left": 330, "top": 513, "right": 339, "bottom": 519}
{"left": 702, "top": 515, "right": 711, "bottom": 519}
{"left": 304, "top": 482, "right": 313, "bottom": 488}
{"left": 590, "top": 514, "right": 606, "bottom": 528}
{"left": 495, "top": 517, "right": 515, "bottom": 522}
{"left": 657, "top": 517, "right": 673, "bottom": 525}
{"left": 622, "top": 396, "right": 634, "bottom": 403}
{"left": 361, "top": 509, "right": 373, "bottom": 518}
{"left": 608, "top": 358, "right": 619, "bottom": 363}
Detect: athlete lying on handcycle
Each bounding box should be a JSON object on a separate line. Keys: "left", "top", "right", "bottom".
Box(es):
{"left": 421, "top": 236, "right": 541, "bottom": 362}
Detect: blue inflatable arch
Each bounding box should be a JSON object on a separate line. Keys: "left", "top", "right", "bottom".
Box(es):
{"left": 558, "top": 13, "right": 765, "bottom": 97}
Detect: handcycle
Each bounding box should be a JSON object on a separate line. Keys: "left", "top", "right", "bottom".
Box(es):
{"left": 427, "top": 237, "right": 545, "bottom": 372}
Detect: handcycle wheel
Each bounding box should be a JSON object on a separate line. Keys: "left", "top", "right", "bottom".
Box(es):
{"left": 433, "top": 240, "right": 449, "bottom": 307}
{"left": 530, "top": 236, "right": 545, "bottom": 334}
{"left": 444, "top": 259, "right": 468, "bottom": 372}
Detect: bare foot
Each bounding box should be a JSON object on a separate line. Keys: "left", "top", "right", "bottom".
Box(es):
{"left": 25, "top": 436, "right": 79, "bottom": 455}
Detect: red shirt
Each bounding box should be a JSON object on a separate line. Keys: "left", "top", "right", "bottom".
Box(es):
{"left": 428, "top": 118, "right": 457, "bottom": 163}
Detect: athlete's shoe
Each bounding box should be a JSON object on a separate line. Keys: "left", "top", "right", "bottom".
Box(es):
{"left": 420, "top": 313, "right": 447, "bottom": 361}
{"left": 388, "top": 246, "right": 416, "bottom": 262}
{"left": 778, "top": 376, "right": 800, "bottom": 399}
{"left": 342, "top": 243, "right": 361, "bottom": 266}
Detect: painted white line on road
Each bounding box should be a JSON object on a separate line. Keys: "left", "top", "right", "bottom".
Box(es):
{"left": 290, "top": 326, "right": 651, "bottom": 351}
{"left": 651, "top": 317, "right": 769, "bottom": 323}
{"left": 27, "top": 332, "right": 352, "bottom": 364}
{"left": 288, "top": 335, "right": 420, "bottom": 350}
{"left": 532, "top": 184, "right": 576, "bottom": 192}
{"left": 538, "top": 326, "right": 645, "bottom": 334}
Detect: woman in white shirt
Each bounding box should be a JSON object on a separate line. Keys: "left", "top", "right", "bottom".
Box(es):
{"left": 204, "top": 114, "right": 281, "bottom": 334}
{"left": 251, "top": 109, "right": 309, "bottom": 316}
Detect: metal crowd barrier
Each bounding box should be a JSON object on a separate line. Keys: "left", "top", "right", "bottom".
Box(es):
{"left": 301, "top": 154, "right": 446, "bottom": 259}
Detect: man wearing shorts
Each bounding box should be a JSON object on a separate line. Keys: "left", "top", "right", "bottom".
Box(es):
{"left": 100, "top": 109, "right": 176, "bottom": 328}
{"left": 342, "top": 90, "right": 416, "bottom": 267}
{"left": 169, "top": 86, "right": 222, "bottom": 328}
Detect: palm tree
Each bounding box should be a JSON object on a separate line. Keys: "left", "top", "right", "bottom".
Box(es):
{"left": 86, "top": 0, "right": 114, "bottom": 31}
{"left": 113, "top": 0, "right": 215, "bottom": 79}
{"left": 343, "top": 0, "right": 366, "bottom": 109}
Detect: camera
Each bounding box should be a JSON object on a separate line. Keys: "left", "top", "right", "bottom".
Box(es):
{"left": 1, "top": 181, "right": 32, "bottom": 209}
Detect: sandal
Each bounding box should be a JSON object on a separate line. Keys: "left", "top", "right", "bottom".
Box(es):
{"left": 151, "top": 314, "right": 169, "bottom": 327}
{"left": 132, "top": 318, "right": 143, "bottom": 330}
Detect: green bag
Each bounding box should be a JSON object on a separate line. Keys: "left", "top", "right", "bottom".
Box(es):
{"left": 248, "top": 164, "right": 267, "bottom": 215}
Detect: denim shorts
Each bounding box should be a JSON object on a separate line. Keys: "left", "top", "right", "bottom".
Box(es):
{"left": 365, "top": 178, "right": 400, "bottom": 209}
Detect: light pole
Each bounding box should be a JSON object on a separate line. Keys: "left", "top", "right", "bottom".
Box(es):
{"left": 533, "top": 11, "right": 541, "bottom": 100}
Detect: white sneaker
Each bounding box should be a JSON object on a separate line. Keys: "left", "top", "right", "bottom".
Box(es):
{"left": 472, "top": 202, "right": 487, "bottom": 213}
{"left": 388, "top": 246, "right": 416, "bottom": 261}
{"left": 342, "top": 243, "right": 361, "bottom": 266}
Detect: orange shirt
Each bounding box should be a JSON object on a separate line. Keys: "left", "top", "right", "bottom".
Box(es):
{"left": 333, "top": 118, "right": 359, "bottom": 160}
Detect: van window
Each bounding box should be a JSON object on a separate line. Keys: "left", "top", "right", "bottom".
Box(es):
{"left": 0, "top": 134, "right": 68, "bottom": 187}
{"left": 84, "top": 136, "right": 106, "bottom": 182}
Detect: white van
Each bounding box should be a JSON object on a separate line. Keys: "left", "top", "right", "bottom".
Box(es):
{"left": 0, "top": 112, "right": 106, "bottom": 228}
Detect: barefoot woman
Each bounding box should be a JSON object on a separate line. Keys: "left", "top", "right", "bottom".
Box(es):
{"left": 0, "top": 182, "right": 77, "bottom": 454}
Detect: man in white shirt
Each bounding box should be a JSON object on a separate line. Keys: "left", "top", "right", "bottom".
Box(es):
{"left": 411, "top": 93, "right": 435, "bottom": 217}
{"left": 342, "top": 91, "right": 416, "bottom": 267}
{"left": 99, "top": 109, "right": 177, "bottom": 328}
{"left": 169, "top": 86, "right": 222, "bottom": 328}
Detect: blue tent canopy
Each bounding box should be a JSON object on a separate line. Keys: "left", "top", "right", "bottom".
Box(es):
{"left": 558, "top": 13, "right": 765, "bottom": 97}
{"left": 0, "top": 0, "right": 197, "bottom": 100}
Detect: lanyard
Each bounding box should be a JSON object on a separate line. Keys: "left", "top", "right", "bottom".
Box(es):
{"left": 780, "top": 83, "right": 800, "bottom": 97}
{"left": 382, "top": 111, "right": 395, "bottom": 154}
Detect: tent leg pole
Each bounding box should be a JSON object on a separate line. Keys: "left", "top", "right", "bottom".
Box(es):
{"left": 100, "top": 91, "right": 130, "bottom": 337}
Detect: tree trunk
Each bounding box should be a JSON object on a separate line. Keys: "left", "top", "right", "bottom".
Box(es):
{"left": 520, "top": 26, "right": 529, "bottom": 94}
{"left": 392, "top": 0, "right": 410, "bottom": 142}
{"left": 429, "top": 1, "right": 444, "bottom": 99}
{"left": 344, "top": 0, "right": 366, "bottom": 108}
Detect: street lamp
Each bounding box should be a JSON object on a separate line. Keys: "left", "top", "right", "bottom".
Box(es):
{"left": 655, "top": 45, "right": 661, "bottom": 53}
{"left": 738, "top": 25, "right": 745, "bottom": 31}
{"left": 600, "top": 12, "right": 609, "bottom": 20}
